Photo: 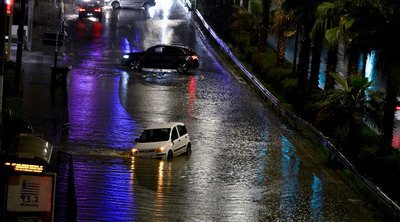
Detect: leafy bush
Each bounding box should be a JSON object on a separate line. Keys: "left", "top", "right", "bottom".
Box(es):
{"left": 251, "top": 49, "right": 276, "bottom": 75}
{"left": 281, "top": 77, "right": 299, "bottom": 103}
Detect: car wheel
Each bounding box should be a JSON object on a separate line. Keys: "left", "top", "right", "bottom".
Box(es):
{"left": 177, "top": 63, "right": 188, "bottom": 74}
{"left": 167, "top": 150, "right": 173, "bottom": 159}
{"left": 185, "top": 143, "right": 191, "bottom": 155}
{"left": 129, "top": 60, "right": 142, "bottom": 71}
{"left": 111, "top": 2, "right": 120, "bottom": 9}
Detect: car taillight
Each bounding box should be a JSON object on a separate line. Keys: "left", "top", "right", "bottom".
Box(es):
{"left": 396, "top": 105, "right": 400, "bottom": 111}
{"left": 94, "top": 7, "right": 102, "bottom": 12}
{"left": 191, "top": 55, "right": 198, "bottom": 60}
{"left": 78, "top": 7, "right": 86, "bottom": 12}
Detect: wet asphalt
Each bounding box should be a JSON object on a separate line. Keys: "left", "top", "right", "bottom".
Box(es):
{"left": 14, "top": 0, "right": 392, "bottom": 221}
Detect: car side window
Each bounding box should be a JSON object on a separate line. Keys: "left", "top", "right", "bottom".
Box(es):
{"left": 165, "top": 47, "right": 182, "bottom": 55}
{"left": 154, "top": 47, "right": 163, "bottom": 54}
{"left": 164, "top": 47, "right": 173, "bottom": 55}
{"left": 146, "top": 47, "right": 163, "bottom": 54}
{"left": 177, "top": 125, "right": 187, "bottom": 137}
{"left": 171, "top": 127, "right": 179, "bottom": 141}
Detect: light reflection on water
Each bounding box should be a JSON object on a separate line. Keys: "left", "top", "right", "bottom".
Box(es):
{"left": 74, "top": 156, "right": 136, "bottom": 221}
{"left": 311, "top": 175, "right": 324, "bottom": 221}
{"left": 280, "top": 135, "right": 300, "bottom": 221}
{"left": 68, "top": 70, "right": 137, "bottom": 150}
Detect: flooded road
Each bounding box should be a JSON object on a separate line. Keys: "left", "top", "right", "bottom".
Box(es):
{"left": 21, "top": 0, "right": 389, "bottom": 221}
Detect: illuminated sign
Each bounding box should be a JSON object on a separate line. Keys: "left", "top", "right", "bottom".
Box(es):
{"left": 6, "top": 174, "right": 56, "bottom": 222}
{"left": 7, "top": 175, "right": 53, "bottom": 212}
{"left": 5, "top": 162, "right": 44, "bottom": 173}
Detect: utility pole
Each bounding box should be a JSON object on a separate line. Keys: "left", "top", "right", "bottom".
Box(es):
{"left": 1, "top": 4, "right": 8, "bottom": 219}
{"left": 15, "top": 0, "right": 26, "bottom": 96}
{"left": 1, "top": 0, "right": 7, "bottom": 156}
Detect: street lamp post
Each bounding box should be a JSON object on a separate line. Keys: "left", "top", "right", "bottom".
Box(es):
{"left": 0, "top": 3, "right": 6, "bottom": 220}
{"left": 15, "top": 0, "right": 26, "bottom": 96}
{"left": 0, "top": 0, "right": 8, "bottom": 159}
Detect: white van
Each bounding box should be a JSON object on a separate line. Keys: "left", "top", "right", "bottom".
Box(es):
{"left": 104, "top": 0, "right": 155, "bottom": 9}
{"left": 131, "top": 122, "right": 191, "bottom": 159}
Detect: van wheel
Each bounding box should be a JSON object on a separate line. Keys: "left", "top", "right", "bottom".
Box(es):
{"left": 143, "top": 3, "right": 149, "bottom": 10}
{"left": 177, "top": 63, "right": 188, "bottom": 74}
{"left": 186, "top": 143, "right": 191, "bottom": 155}
{"left": 112, "top": 2, "right": 120, "bottom": 9}
{"left": 167, "top": 150, "right": 173, "bottom": 159}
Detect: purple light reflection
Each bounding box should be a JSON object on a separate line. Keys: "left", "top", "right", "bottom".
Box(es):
{"left": 68, "top": 67, "right": 137, "bottom": 150}
{"left": 121, "top": 31, "right": 142, "bottom": 54}
{"left": 74, "top": 157, "right": 137, "bottom": 221}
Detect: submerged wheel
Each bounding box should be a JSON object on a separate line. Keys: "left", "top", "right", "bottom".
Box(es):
{"left": 177, "top": 63, "right": 188, "bottom": 74}
{"left": 129, "top": 60, "right": 142, "bottom": 71}
{"left": 143, "top": 3, "right": 149, "bottom": 10}
{"left": 167, "top": 150, "right": 173, "bottom": 159}
{"left": 186, "top": 143, "right": 191, "bottom": 155}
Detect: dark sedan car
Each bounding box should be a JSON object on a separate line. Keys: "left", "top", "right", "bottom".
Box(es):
{"left": 121, "top": 44, "right": 199, "bottom": 74}
{"left": 78, "top": 1, "right": 103, "bottom": 22}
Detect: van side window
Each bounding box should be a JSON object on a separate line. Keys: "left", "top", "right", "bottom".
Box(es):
{"left": 177, "top": 125, "right": 187, "bottom": 136}
{"left": 171, "top": 127, "right": 179, "bottom": 141}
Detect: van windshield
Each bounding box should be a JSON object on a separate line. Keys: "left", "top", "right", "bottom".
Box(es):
{"left": 138, "top": 128, "right": 170, "bottom": 142}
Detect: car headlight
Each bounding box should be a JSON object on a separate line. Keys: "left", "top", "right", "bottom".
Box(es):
{"left": 123, "top": 54, "right": 130, "bottom": 59}
{"left": 132, "top": 148, "right": 138, "bottom": 155}
{"left": 155, "top": 147, "right": 165, "bottom": 153}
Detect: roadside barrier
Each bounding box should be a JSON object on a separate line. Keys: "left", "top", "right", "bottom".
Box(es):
{"left": 192, "top": 9, "right": 400, "bottom": 219}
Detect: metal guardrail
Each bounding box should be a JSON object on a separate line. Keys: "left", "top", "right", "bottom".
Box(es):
{"left": 193, "top": 9, "right": 400, "bottom": 219}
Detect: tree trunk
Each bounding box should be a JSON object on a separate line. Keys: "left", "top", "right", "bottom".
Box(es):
{"left": 296, "top": 23, "right": 312, "bottom": 106}
{"left": 347, "top": 45, "right": 359, "bottom": 77}
{"left": 276, "top": 31, "right": 287, "bottom": 67}
{"left": 259, "top": 0, "right": 271, "bottom": 52}
{"left": 242, "top": 0, "right": 249, "bottom": 10}
{"left": 324, "top": 44, "right": 338, "bottom": 90}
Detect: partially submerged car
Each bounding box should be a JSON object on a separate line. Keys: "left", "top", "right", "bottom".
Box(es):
{"left": 132, "top": 122, "right": 191, "bottom": 159}
{"left": 104, "top": 0, "right": 155, "bottom": 9}
{"left": 121, "top": 44, "right": 199, "bottom": 74}
{"left": 78, "top": 0, "right": 103, "bottom": 22}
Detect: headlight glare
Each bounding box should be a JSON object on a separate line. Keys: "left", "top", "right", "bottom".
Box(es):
{"left": 156, "top": 146, "right": 165, "bottom": 153}
{"left": 123, "top": 54, "right": 130, "bottom": 59}
{"left": 132, "top": 148, "right": 138, "bottom": 155}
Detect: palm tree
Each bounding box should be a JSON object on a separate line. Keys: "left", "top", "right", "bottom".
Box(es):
{"left": 270, "top": 0, "right": 295, "bottom": 67}
{"left": 313, "top": 73, "right": 385, "bottom": 156}
{"left": 284, "top": 0, "right": 318, "bottom": 108}
{"left": 314, "top": 2, "right": 342, "bottom": 91}
{"left": 231, "top": 5, "right": 261, "bottom": 52}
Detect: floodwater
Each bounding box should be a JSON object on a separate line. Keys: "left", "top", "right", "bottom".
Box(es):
{"left": 20, "top": 0, "right": 390, "bottom": 221}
